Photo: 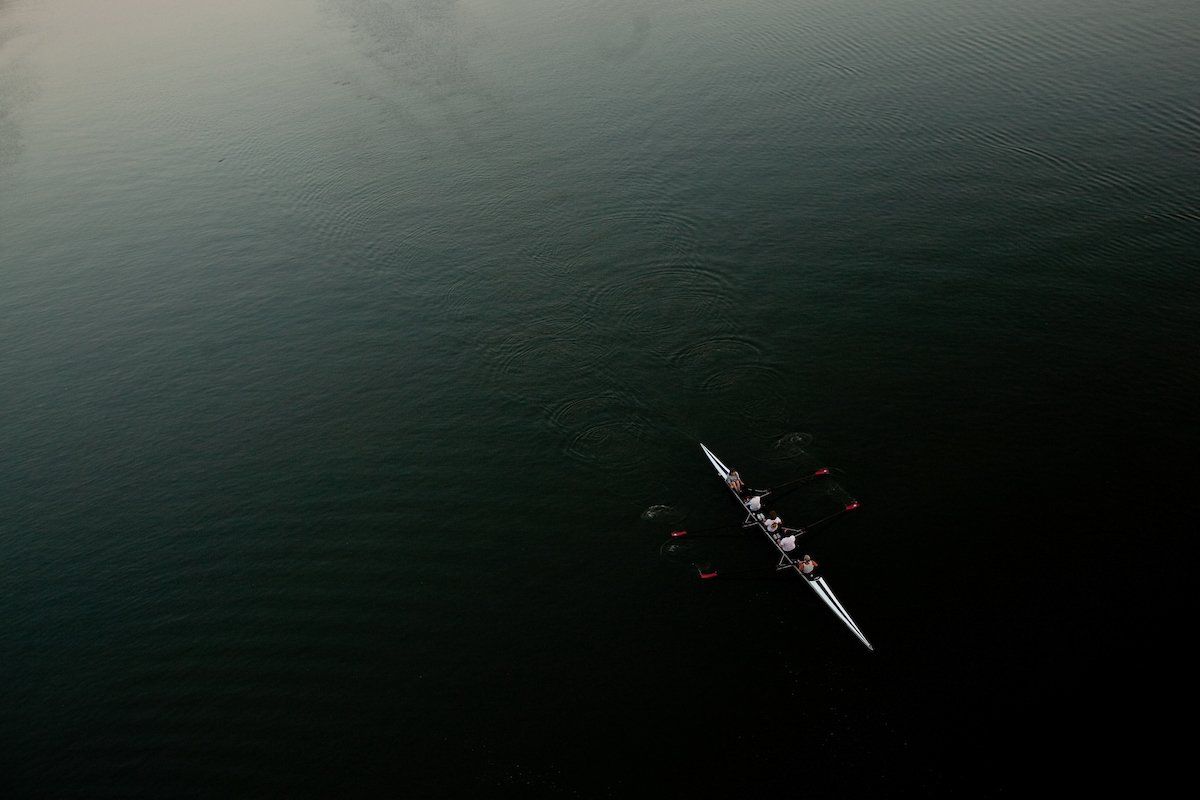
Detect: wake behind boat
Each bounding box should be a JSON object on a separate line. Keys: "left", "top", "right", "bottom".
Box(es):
{"left": 696, "top": 442, "right": 874, "bottom": 651}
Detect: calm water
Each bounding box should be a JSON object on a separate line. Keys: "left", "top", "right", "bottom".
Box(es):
{"left": 2, "top": 0, "right": 1196, "bottom": 795}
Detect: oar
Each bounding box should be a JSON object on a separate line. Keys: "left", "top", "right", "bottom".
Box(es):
{"left": 668, "top": 522, "right": 744, "bottom": 538}
{"left": 775, "top": 467, "right": 832, "bottom": 489}
{"left": 761, "top": 468, "right": 832, "bottom": 502}
{"left": 694, "top": 565, "right": 807, "bottom": 581}
{"left": 802, "top": 500, "right": 860, "bottom": 532}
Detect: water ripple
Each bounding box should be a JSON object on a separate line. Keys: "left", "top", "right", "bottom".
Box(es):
{"left": 640, "top": 503, "right": 677, "bottom": 521}
{"left": 669, "top": 334, "right": 764, "bottom": 370}
{"left": 477, "top": 310, "right": 605, "bottom": 394}
{"left": 584, "top": 258, "right": 735, "bottom": 337}
{"left": 545, "top": 389, "right": 656, "bottom": 472}
{"left": 700, "top": 362, "right": 790, "bottom": 430}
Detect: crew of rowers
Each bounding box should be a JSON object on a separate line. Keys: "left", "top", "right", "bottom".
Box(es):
{"left": 726, "top": 468, "right": 819, "bottom": 575}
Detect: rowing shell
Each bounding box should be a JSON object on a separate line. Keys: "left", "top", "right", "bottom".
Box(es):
{"left": 700, "top": 443, "right": 874, "bottom": 651}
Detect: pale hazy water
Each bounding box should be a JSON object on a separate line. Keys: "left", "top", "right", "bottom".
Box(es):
{"left": 2, "top": 0, "right": 1197, "bottom": 795}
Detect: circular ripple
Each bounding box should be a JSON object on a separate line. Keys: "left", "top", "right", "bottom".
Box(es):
{"left": 477, "top": 310, "right": 605, "bottom": 395}
{"left": 774, "top": 431, "right": 813, "bottom": 453}
{"left": 758, "top": 431, "right": 816, "bottom": 465}
{"left": 564, "top": 417, "right": 652, "bottom": 471}
{"left": 545, "top": 390, "right": 659, "bottom": 473}
{"left": 641, "top": 504, "right": 678, "bottom": 521}
{"left": 669, "top": 334, "right": 764, "bottom": 370}
{"left": 700, "top": 362, "right": 782, "bottom": 393}
{"left": 583, "top": 258, "right": 736, "bottom": 338}
{"left": 700, "top": 364, "right": 791, "bottom": 429}
{"left": 546, "top": 389, "right": 644, "bottom": 432}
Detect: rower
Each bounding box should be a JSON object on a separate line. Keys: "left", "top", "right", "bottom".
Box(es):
{"left": 746, "top": 494, "right": 765, "bottom": 512}
{"left": 778, "top": 531, "right": 798, "bottom": 552}
{"left": 798, "top": 554, "right": 818, "bottom": 575}
{"left": 726, "top": 470, "right": 744, "bottom": 493}
{"left": 762, "top": 510, "right": 782, "bottom": 535}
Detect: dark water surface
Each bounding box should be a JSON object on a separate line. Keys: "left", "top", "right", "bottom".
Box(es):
{"left": 2, "top": 0, "right": 1196, "bottom": 795}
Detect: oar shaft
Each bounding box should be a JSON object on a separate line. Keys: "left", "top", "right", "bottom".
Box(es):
{"left": 669, "top": 522, "right": 741, "bottom": 537}
{"left": 766, "top": 468, "right": 832, "bottom": 501}
{"left": 803, "top": 501, "right": 860, "bottom": 531}
{"left": 775, "top": 468, "right": 831, "bottom": 490}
